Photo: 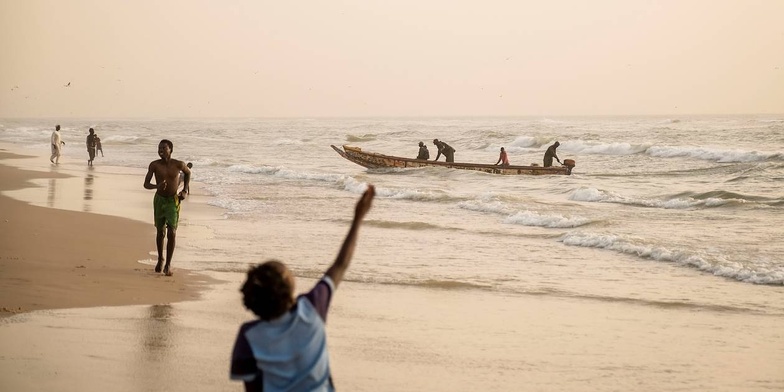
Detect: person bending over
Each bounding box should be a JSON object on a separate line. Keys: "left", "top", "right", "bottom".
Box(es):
{"left": 231, "top": 186, "right": 375, "bottom": 392}
{"left": 433, "top": 139, "right": 456, "bottom": 162}
{"left": 495, "top": 147, "right": 510, "bottom": 166}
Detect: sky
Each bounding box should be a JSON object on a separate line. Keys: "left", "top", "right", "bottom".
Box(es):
{"left": 1, "top": 0, "right": 783, "bottom": 118}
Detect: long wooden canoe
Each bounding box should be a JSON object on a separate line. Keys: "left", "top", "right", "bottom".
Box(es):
{"left": 331, "top": 145, "right": 575, "bottom": 175}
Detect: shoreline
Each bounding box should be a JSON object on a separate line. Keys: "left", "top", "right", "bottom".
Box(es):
{"left": 0, "top": 147, "right": 216, "bottom": 317}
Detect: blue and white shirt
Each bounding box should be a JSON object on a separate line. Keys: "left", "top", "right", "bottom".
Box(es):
{"left": 231, "top": 276, "right": 336, "bottom": 392}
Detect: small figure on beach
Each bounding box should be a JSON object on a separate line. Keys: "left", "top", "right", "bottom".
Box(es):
{"left": 143, "top": 140, "right": 191, "bottom": 276}
{"left": 543, "top": 141, "right": 561, "bottom": 167}
{"left": 86, "top": 128, "right": 98, "bottom": 166}
{"left": 230, "top": 185, "right": 375, "bottom": 392}
{"left": 416, "top": 141, "right": 430, "bottom": 160}
{"left": 495, "top": 147, "right": 510, "bottom": 166}
{"left": 433, "top": 139, "right": 456, "bottom": 162}
{"left": 96, "top": 135, "right": 103, "bottom": 157}
{"left": 50, "top": 124, "right": 65, "bottom": 164}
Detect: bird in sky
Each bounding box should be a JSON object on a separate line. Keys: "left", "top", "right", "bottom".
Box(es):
{"left": 64, "top": 82, "right": 70, "bottom": 87}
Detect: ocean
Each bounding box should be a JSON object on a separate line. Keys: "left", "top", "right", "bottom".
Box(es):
{"left": 1, "top": 115, "right": 783, "bottom": 317}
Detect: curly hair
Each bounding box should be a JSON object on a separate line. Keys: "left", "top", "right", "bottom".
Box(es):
{"left": 241, "top": 261, "right": 296, "bottom": 321}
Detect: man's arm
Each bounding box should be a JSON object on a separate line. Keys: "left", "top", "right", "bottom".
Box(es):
{"left": 180, "top": 162, "right": 191, "bottom": 195}
{"left": 325, "top": 185, "right": 375, "bottom": 288}
{"left": 143, "top": 162, "right": 160, "bottom": 190}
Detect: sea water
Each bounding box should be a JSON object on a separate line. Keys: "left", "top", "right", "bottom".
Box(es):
{"left": 1, "top": 116, "right": 783, "bottom": 318}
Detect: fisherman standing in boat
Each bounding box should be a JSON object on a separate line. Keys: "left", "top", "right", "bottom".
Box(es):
{"left": 495, "top": 147, "right": 510, "bottom": 166}
{"left": 543, "top": 141, "right": 561, "bottom": 167}
{"left": 433, "top": 139, "right": 456, "bottom": 162}
{"left": 416, "top": 141, "right": 430, "bottom": 160}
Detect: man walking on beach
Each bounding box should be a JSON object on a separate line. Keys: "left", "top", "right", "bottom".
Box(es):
{"left": 143, "top": 140, "right": 191, "bottom": 276}
{"left": 50, "top": 125, "right": 65, "bottom": 164}
{"left": 86, "top": 128, "right": 98, "bottom": 166}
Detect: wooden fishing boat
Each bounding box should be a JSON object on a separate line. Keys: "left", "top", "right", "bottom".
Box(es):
{"left": 331, "top": 145, "right": 575, "bottom": 175}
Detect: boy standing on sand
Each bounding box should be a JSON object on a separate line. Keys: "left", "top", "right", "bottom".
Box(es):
{"left": 230, "top": 185, "right": 375, "bottom": 392}
{"left": 143, "top": 139, "right": 191, "bottom": 276}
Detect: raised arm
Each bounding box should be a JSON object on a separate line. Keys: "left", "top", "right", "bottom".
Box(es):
{"left": 325, "top": 185, "right": 375, "bottom": 288}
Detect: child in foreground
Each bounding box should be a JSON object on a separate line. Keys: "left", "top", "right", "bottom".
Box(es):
{"left": 230, "top": 185, "right": 375, "bottom": 392}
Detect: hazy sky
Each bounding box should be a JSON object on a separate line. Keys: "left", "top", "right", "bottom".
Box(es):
{"left": 1, "top": 0, "right": 782, "bottom": 118}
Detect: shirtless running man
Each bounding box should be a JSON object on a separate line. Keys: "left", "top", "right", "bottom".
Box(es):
{"left": 143, "top": 139, "right": 191, "bottom": 276}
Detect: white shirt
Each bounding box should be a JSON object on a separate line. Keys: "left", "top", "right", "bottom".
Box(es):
{"left": 51, "top": 130, "right": 62, "bottom": 146}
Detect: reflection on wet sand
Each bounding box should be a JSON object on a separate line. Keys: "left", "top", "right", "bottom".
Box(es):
{"left": 135, "top": 304, "right": 176, "bottom": 390}
{"left": 47, "top": 178, "right": 57, "bottom": 208}
{"left": 83, "top": 173, "right": 94, "bottom": 212}
{"left": 143, "top": 304, "right": 174, "bottom": 353}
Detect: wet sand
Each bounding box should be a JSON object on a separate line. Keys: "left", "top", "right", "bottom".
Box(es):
{"left": 1, "top": 143, "right": 783, "bottom": 391}
{"left": 0, "top": 147, "right": 211, "bottom": 317}
{"left": 2, "top": 272, "right": 783, "bottom": 392}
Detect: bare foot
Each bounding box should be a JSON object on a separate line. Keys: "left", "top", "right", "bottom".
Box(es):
{"left": 154, "top": 260, "right": 163, "bottom": 273}
{"left": 163, "top": 263, "right": 172, "bottom": 276}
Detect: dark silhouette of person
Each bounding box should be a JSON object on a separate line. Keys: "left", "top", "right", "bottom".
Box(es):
{"left": 543, "top": 141, "right": 561, "bottom": 167}
{"left": 86, "top": 128, "right": 98, "bottom": 166}
{"left": 416, "top": 141, "right": 430, "bottom": 160}
{"left": 433, "top": 139, "right": 456, "bottom": 162}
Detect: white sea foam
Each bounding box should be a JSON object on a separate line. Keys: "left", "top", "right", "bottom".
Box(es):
{"left": 560, "top": 232, "right": 784, "bottom": 285}
{"left": 228, "top": 164, "right": 346, "bottom": 184}
{"left": 375, "top": 186, "right": 448, "bottom": 201}
{"left": 504, "top": 211, "right": 590, "bottom": 228}
{"left": 645, "top": 145, "right": 783, "bottom": 163}
{"left": 458, "top": 200, "right": 591, "bottom": 228}
{"left": 458, "top": 200, "right": 511, "bottom": 215}
{"left": 207, "top": 197, "right": 264, "bottom": 214}
{"left": 563, "top": 140, "right": 651, "bottom": 155}
{"left": 569, "top": 187, "right": 738, "bottom": 210}
{"left": 103, "top": 135, "right": 142, "bottom": 144}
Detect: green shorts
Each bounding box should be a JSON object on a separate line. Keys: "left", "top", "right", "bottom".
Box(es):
{"left": 153, "top": 194, "right": 180, "bottom": 230}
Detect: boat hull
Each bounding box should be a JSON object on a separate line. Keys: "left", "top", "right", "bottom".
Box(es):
{"left": 331, "top": 145, "right": 573, "bottom": 175}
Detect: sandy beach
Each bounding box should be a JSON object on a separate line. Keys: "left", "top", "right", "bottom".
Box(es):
{"left": 0, "top": 148, "right": 211, "bottom": 317}
{"left": 1, "top": 142, "right": 783, "bottom": 392}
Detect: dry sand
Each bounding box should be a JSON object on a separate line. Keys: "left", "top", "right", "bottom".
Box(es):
{"left": 0, "top": 149, "right": 209, "bottom": 317}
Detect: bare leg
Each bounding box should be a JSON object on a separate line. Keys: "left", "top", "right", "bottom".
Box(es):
{"left": 163, "top": 227, "right": 176, "bottom": 276}
{"left": 155, "top": 228, "right": 165, "bottom": 272}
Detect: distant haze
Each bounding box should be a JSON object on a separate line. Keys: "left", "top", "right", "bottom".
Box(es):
{"left": 1, "top": 0, "right": 782, "bottom": 118}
